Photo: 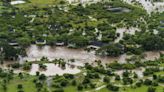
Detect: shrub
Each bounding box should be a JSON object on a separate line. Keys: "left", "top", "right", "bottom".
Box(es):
{"left": 107, "top": 84, "right": 119, "bottom": 91}
{"left": 147, "top": 87, "right": 156, "bottom": 92}
{"left": 77, "top": 84, "right": 83, "bottom": 90}
{"left": 144, "top": 79, "right": 152, "bottom": 85}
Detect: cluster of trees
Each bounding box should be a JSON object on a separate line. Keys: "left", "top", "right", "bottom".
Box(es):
{"left": 0, "top": 68, "right": 14, "bottom": 92}
{"left": 10, "top": 61, "right": 32, "bottom": 71}
{"left": 0, "top": 0, "right": 148, "bottom": 56}
{"left": 122, "top": 16, "right": 164, "bottom": 52}
{"left": 82, "top": 55, "right": 164, "bottom": 91}
{"left": 0, "top": 0, "right": 164, "bottom": 59}
{"left": 96, "top": 43, "right": 124, "bottom": 56}
{"left": 0, "top": 0, "right": 161, "bottom": 60}
{"left": 0, "top": 40, "right": 24, "bottom": 61}
{"left": 143, "top": 67, "right": 160, "bottom": 76}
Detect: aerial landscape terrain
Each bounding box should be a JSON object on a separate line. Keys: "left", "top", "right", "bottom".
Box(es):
{"left": 0, "top": 0, "right": 164, "bottom": 92}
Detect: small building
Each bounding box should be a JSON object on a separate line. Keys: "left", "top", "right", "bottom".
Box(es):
{"left": 106, "top": 6, "right": 131, "bottom": 13}
{"left": 107, "top": 7, "right": 123, "bottom": 12}
{"left": 8, "top": 27, "right": 15, "bottom": 32}
{"left": 35, "top": 39, "right": 46, "bottom": 45}
{"left": 8, "top": 40, "right": 19, "bottom": 46}
{"left": 0, "top": 47, "right": 3, "bottom": 53}
{"left": 87, "top": 45, "right": 100, "bottom": 50}
{"left": 67, "top": 43, "right": 76, "bottom": 48}
{"left": 87, "top": 41, "right": 106, "bottom": 50}
{"left": 28, "top": 15, "right": 36, "bottom": 18}
{"left": 160, "top": 21, "right": 164, "bottom": 24}
{"left": 159, "top": 25, "right": 164, "bottom": 29}
{"left": 10, "top": 0, "right": 26, "bottom": 5}
{"left": 55, "top": 42, "right": 65, "bottom": 46}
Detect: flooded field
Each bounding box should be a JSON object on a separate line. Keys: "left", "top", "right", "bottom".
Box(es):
{"left": 123, "top": 0, "right": 164, "bottom": 13}
{"left": 15, "top": 25, "right": 163, "bottom": 76}
{"left": 23, "top": 45, "right": 126, "bottom": 65}
{"left": 2, "top": 31, "right": 163, "bottom": 76}
{"left": 29, "top": 64, "right": 80, "bottom": 76}
{"left": 115, "top": 27, "right": 140, "bottom": 43}
{"left": 22, "top": 45, "right": 163, "bottom": 64}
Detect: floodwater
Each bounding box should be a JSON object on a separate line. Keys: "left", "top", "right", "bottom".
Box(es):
{"left": 115, "top": 27, "right": 140, "bottom": 43}
{"left": 29, "top": 63, "right": 80, "bottom": 76}
{"left": 144, "top": 51, "right": 163, "bottom": 61}
{"left": 67, "top": 0, "right": 102, "bottom": 4}
{"left": 12, "top": 44, "right": 164, "bottom": 76}
{"left": 67, "top": 0, "right": 164, "bottom": 13}
{"left": 114, "top": 67, "right": 145, "bottom": 78}
{"left": 22, "top": 45, "right": 163, "bottom": 64}
{"left": 123, "top": 0, "right": 164, "bottom": 13}
{"left": 6, "top": 0, "right": 164, "bottom": 76}
{"left": 23, "top": 45, "right": 127, "bottom": 65}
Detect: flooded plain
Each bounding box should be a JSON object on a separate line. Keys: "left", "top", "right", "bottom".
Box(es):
{"left": 3, "top": 33, "right": 163, "bottom": 76}
{"left": 23, "top": 45, "right": 163, "bottom": 64}
{"left": 29, "top": 64, "right": 80, "bottom": 76}
{"left": 15, "top": 26, "right": 164, "bottom": 76}
{"left": 115, "top": 27, "right": 140, "bottom": 43}
{"left": 4, "top": 0, "right": 164, "bottom": 76}
{"left": 23, "top": 45, "right": 126, "bottom": 65}
{"left": 123, "top": 0, "right": 164, "bottom": 13}
{"left": 17, "top": 45, "right": 162, "bottom": 76}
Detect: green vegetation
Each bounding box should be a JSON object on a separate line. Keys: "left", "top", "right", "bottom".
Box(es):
{"left": 0, "top": 54, "right": 164, "bottom": 92}
{"left": 0, "top": 0, "right": 163, "bottom": 91}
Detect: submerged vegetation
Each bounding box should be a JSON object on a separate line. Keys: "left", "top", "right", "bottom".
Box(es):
{"left": 0, "top": 0, "right": 164, "bottom": 91}
{"left": 0, "top": 54, "right": 164, "bottom": 92}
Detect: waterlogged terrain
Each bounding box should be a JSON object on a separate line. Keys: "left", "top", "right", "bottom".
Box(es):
{"left": 9, "top": 44, "right": 160, "bottom": 76}
{"left": 0, "top": 0, "right": 164, "bottom": 92}
{"left": 29, "top": 64, "right": 80, "bottom": 76}
{"left": 0, "top": 0, "right": 163, "bottom": 77}
{"left": 23, "top": 45, "right": 163, "bottom": 64}
{"left": 123, "top": 0, "right": 164, "bottom": 13}
{"left": 114, "top": 27, "right": 141, "bottom": 43}
{"left": 23, "top": 45, "right": 126, "bottom": 64}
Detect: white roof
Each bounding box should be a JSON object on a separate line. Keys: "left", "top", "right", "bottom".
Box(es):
{"left": 10, "top": 0, "right": 25, "bottom": 5}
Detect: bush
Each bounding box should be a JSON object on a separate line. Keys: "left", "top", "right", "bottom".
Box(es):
{"left": 107, "top": 84, "right": 119, "bottom": 91}
{"left": 144, "top": 79, "right": 152, "bottom": 86}
{"left": 153, "top": 75, "right": 157, "bottom": 80}
{"left": 39, "top": 64, "right": 47, "bottom": 70}
{"left": 123, "top": 77, "right": 133, "bottom": 85}
{"left": 53, "top": 88, "right": 64, "bottom": 92}
{"left": 23, "top": 64, "right": 31, "bottom": 70}
{"left": 108, "top": 62, "right": 122, "bottom": 70}
{"left": 11, "top": 63, "right": 20, "bottom": 69}
{"left": 147, "top": 87, "right": 156, "bottom": 92}
{"left": 122, "top": 63, "right": 136, "bottom": 69}
{"left": 17, "top": 84, "right": 23, "bottom": 89}
{"left": 63, "top": 74, "right": 74, "bottom": 79}
{"left": 103, "top": 76, "right": 110, "bottom": 83}
{"left": 158, "top": 76, "right": 164, "bottom": 83}
{"left": 18, "top": 91, "right": 24, "bottom": 92}
{"left": 71, "top": 80, "right": 77, "bottom": 86}
{"left": 90, "top": 83, "right": 96, "bottom": 88}
{"left": 152, "top": 81, "right": 158, "bottom": 86}
{"left": 136, "top": 81, "right": 142, "bottom": 87}
{"left": 133, "top": 73, "right": 138, "bottom": 78}
{"left": 143, "top": 68, "right": 160, "bottom": 76}
{"left": 122, "top": 71, "right": 130, "bottom": 77}
{"left": 77, "top": 84, "right": 83, "bottom": 90}
{"left": 60, "top": 79, "right": 69, "bottom": 87}
{"left": 82, "top": 77, "right": 90, "bottom": 84}
{"left": 38, "top": 74, "right": 46, "bottom": 81}
{"left": 115, "top": 75, "right": 121, "bottom": 81}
